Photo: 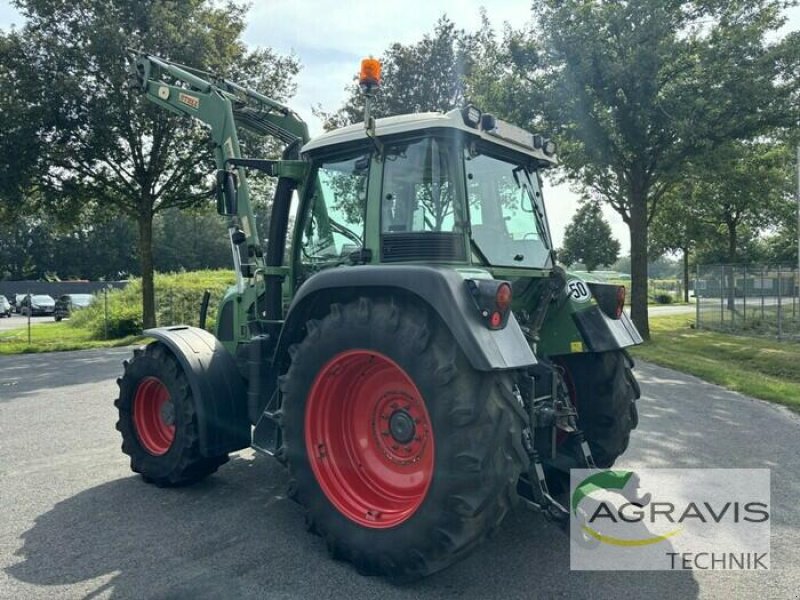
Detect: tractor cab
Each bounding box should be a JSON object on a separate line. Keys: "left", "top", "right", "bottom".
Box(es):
{"left": 294, "top": 109, "right": 559, "bottom": 290}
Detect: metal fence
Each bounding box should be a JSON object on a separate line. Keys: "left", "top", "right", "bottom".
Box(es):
{"left": 695, "top": 264, "right": 800, "bottom": 340}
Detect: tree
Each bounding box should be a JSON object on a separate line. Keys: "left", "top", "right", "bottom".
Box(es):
{"left": 559, "top": 202, "right": 620, "bottom": 271}
{"left": 153, "top": 205, "right": 231, "bottom": 273}
{"left": 692, "top": 141, "right": 793, "bottom": 264}
{"left": 484, "top": 1, "right": 800, "bottom": 338}
{"left": 0, "top": 30, "right": 45, "bottom": 225}
{"left": 649, "top": 181, "right": 709, "bottom": 302}
{"left": 9, "top": 0, "right": 299, "bottom": 327}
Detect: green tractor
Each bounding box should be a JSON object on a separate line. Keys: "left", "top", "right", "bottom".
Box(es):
{"left": 117, "top": 53, "right": 642, "bottom": 578}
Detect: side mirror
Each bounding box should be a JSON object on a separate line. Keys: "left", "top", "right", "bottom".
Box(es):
{"left": 216, "top": 170, "right": 238, "bottom": 216}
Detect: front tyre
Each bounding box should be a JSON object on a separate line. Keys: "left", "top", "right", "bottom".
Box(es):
{"left": 281, "top": 297, "right": 528, "bottom": 579}
{"left": 115, "top": 342, "right": 228, "bottom": 486}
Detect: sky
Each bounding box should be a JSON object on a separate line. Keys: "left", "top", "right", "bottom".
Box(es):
{"left": 2, "top": 1, "right": 798, "bottom": 257}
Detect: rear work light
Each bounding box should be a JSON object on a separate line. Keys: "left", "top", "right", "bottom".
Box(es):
{"left": 586, "top": 282, "right": 626, "bottom": 320}
{"left": 465, "top": 279, "right": 513, "bottom": 330}
{"left": 615, "top": 285, "right": 626, "bottom": 319}
{"left": 461, "top": 105, "right": 482, "bottom": 128}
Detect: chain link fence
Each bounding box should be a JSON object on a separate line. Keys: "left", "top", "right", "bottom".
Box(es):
{"left": 695, "top": 264, "right": 800, "bottom": 340}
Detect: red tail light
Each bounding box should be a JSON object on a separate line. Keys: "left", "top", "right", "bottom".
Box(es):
{"left": 465, "top": 279, "right": 513, "bottom": 330}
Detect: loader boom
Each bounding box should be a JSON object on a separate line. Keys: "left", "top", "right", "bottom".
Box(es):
{"left": 129, "top": 51, "right": 310, "bottom": 291}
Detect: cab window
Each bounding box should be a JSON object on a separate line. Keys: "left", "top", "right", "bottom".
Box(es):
{"left": 300, "top": 153, "right": 369, "bottom": 268}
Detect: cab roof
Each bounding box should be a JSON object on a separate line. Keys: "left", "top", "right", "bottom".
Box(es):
{"left": 301, "top": 109, "right": 558, "bottom": 166}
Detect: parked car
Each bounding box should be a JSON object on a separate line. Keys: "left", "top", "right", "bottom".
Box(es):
{"left": 20, "top": 294, "right": 56, "bottom": 316}
{"left": 0, "top": 296, "right": 11, "bottom": 317}
{"left": 54, "top": 293, "right": 95, "bottom": 321}
{"left": 14, "top": 294, "right": 27, "bottom": 313}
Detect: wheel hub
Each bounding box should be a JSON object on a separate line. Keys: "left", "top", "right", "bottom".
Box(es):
{"left": 388, "top": 409, "right": 415, "bottom": 444}
{"left": 373, "top": 390, "right": 429, "bottom": 465}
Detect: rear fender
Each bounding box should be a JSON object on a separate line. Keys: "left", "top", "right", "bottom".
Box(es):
{"left": 274, "top": 266, "right": 537, "bottom": 373}
{"left": 143, "top": 326, "right": 250, "bottom": 456}
{"left": 537, "top": 276, "right": 642, "bottom": 355}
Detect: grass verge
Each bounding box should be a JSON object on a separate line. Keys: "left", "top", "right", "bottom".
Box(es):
{"left": 0, "top": 321, "right": 143, "bottom": 355}
{"left": 0, "top": 270, "right": 234, "bottom": 355}
{"left": 630, "top": 314, "right": 800, "bottom": 411}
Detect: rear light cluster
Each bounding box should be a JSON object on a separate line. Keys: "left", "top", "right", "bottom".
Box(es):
{"left": 465, "top": 279, "right": 513, "bottom": 330}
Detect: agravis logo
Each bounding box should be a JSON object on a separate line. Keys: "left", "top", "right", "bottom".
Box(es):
{"left": 570, "top": 469, "right": 771, "bottom": 571}
{"left": 572, "top": 470, "right": 682, "bottom": 547}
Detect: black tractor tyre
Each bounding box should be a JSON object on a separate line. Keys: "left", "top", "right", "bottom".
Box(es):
{"left": 558, "top": 350, "right": 640, "bottom": 468}
{"left": 280, "top": 297, "right": 529, "bottom": 579}
{"left": 115, "top": 342, "right": 228, "bottom": 486}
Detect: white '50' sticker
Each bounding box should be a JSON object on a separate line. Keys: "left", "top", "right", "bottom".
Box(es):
{"left": 566, "top": 279, "right": 592, "bottom": 302}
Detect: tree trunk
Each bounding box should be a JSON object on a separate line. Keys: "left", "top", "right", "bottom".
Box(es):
{"left": 727, "top": 222, "right": 737, "bottom": 263}
{"left": 726, "top": 221, "right": 737, "bottom": 311}
{"left": 138, "top": 208, "right": 156, "bottom": 329}
{"left": 683, "top": 246, "right": 690, "bottom": 303}
{"left": 629, "top": 191, "right": 650, "bottom": 339}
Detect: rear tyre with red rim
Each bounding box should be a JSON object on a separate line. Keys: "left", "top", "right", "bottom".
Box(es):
{"left": 281, "top": 297, "right": 528, "bottom": 579}
{"left": 115, "top": 342, "right": 228, "bottom": 486}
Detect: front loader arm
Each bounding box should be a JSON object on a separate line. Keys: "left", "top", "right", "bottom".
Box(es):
{"left": 129, "top": 51, "right": 309, "bottom": 292}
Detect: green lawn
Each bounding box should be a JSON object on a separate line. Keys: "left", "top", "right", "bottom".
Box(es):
{"left": 630, "top": 314, "right": 800, "bottom": 410}
{"left": 0, "top": 321, "right": 141, "bottom": 354}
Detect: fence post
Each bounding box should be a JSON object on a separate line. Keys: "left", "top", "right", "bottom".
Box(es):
{"left": 695, "top": 262, "right": 701, "bottom": 329}
{"left": 742, "top": 264, "right": 747, "bottom": 325}
{"left": 26, "top": 290, "right": 31, "bottom": 345}
{"left": 777, "top": 264, "right": 783, "bottom": 339}
{"left": 104, "top": 287, "right": 109, "bottom": 340}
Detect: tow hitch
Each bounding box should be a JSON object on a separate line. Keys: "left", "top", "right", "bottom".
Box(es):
{"left": 514, "top": 367, "right": 597, "bottom": 528}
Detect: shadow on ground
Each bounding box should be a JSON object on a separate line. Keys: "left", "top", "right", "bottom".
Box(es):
{"left": 6, "top": 453, "right": 700, "bottom": 600}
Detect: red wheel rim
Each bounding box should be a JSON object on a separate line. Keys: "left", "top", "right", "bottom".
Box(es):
{"left": 133, "top": 377, "right": 176, "bottom": 456}
{"left": 305, "top": 350, "right": 434, "bottom": 529}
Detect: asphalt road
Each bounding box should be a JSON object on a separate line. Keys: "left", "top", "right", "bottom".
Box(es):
{"left": 1, "top": 348, "right": 798, "bottom": 599}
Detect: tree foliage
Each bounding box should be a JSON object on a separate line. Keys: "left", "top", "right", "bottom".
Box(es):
{"left": 5, "top": 0, "right": 299, "bottom": 326}
{"left": 685, "top": 141, "right": 793, "bottom": 264}
{"left": 316, "top": 17, "right": 476, "bottom": 128}
{"left": 559, "top": 202, "right": 620, "bottom": 271}
{"left": 0, "top": 30, "right": 44, "bottom": 223}
{"left": 481, "top": 1, "right": 800, "bottom": 337}
{"left": 649, "top": 139, "right": 795, "bottom": 293}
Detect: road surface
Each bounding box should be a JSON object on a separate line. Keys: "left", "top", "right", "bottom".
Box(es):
{"left": 1, "top": 348, "right": 798, "bottom": 599}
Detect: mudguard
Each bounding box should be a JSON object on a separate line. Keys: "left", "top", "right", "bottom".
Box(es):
{"left": 572, "top": 307, "right": 643, "bottom": 352}
{"left": 143, "top": 326, "right": 250, "bottom": 456}
{"left": 276, "top": 265, "right": 537, "bottom": 372}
